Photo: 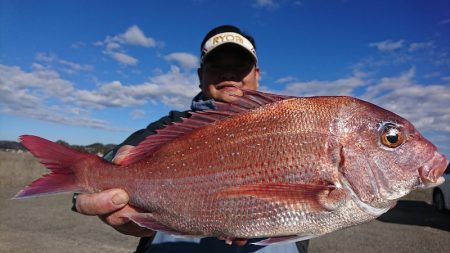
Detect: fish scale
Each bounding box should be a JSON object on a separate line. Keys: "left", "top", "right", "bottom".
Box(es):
{"left": 89, "top": 99, "right": 354, "bottom": 236}
{"left": 15, "top": 90, "right": 448, "bottom": 245}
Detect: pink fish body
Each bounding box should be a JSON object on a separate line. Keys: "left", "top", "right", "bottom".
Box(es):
{"left": 15, "top": 90, "right": 448, "bottom": 245}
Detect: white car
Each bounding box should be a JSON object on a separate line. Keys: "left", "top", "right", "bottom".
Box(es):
{"left": 433, "top": 163, "right": 450, "bottom": 211}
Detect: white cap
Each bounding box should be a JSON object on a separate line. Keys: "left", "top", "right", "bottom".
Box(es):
{"left": 201, "top": 32, "right": 257, "bottom": 63}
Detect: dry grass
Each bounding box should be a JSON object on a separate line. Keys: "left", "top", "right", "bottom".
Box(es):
{"left": 0, "top": 151, "right": 139, "bottom": 253}
{"left": 0, "top": 151, "right": 48, "bottom": 189}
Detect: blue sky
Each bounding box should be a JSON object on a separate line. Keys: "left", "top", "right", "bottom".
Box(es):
{"left": 0, "top": 0, "right": 449, "bottom": 158}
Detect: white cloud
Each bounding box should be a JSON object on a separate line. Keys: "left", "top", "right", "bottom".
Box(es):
{"left": 0, "top": 64, "right": 125, "bottom": 131}
{"left": 35, "top": 52, "right": 93, "bottom": 72}
{"left": 97, "top": 25, "right": 156, "bottom": 49}
{"left": 0, "top": 63, "right": 201, "bottom": 130}
{"left": 275, "top": 75, "right": 297, "bottom": 84}
{"left": 35, "top": 52, "right": 55, "bottom": 62}
{"left": 106, "top": 42, "right": 121, "bottom": 51}
{"left": 117, "top": 25, "right": 156, "bottom": 47}
{"left": 274, "top": 67, "right": 450, "bottom": 137}
{"left": 130, "top": 109, "right": 146, "bottom": 119}
{"left": 369, "top": 40, "right": 404, "bottom": 52}
{"left": 0, "top": 64, "right": 74, "bottom": 97}
{"left": 75, "top": 81, "right": 148, "bottom": 108}
{"left": 108, "top": 52, "right": 138, "bottom": 65}
{"left": 164, "top": 52, "right": 198, "bottom": 69}
{"left": 424, "top": 71, "right": 441, "bottom": 79}
{"left": 409, "top": 41, "right": 434, "bottom": 52}
{"left": 360, "top": 68, "right": 450, "bottom": 132}
{"left": 252, "top": 0, "right": 279, "bottom": 9}
{"left": 362, "top": 67, "right": 415, "bottom": 99}
{"left": 439, "top": 19, "right": 450, "bottom": 25}
{"left": 148, "top": 66, "right": 201, "bottom": 108}
{"left": 279, "top": 72, "right": 366, "bottom": 97}
{"left": 95, "top": 25, "right": 157, "bottom": 65}
{"left": 71, "top": 41, "right": 86, "bottom": 49}
{"left": 74, "top": 66, "right": 199, "bottom": 109}
{"left": 2, "top": 55, "right": 448, "bottom": 157}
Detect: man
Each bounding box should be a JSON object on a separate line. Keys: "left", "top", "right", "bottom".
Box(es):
{"left": 73, "top": 25, "right": 309, "bottom": 253}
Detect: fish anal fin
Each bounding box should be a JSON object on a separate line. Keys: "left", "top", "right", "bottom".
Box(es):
{"left": 252, "top": 234, "right": 317, "bottom": 246}
{"left": 215, "top": 183, "right": 347, "bottom": 211}
{"left": 126, "top": 213, "right": 186, "bottom": 236}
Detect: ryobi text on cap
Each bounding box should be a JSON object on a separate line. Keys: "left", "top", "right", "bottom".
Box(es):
{"left": 212, "top": 33, "right": 244, "bottom": 45}
{"left": 202, "top": 32, "right": 257, "bottom": 62}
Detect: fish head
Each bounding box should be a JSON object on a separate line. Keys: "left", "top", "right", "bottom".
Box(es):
{"left": 336, "top": 98, "right": 448, "bottom": 208}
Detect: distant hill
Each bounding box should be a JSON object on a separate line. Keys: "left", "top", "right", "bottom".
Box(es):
{"left": 0, "top": 140, "right": 116, "bottom": 156}
{"left": 0, "top": 141, "right": 26, "bottom": 151}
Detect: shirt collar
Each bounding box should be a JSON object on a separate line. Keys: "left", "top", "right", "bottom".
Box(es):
{"left": 190, "top": 92, "right": 216, "bottom": 111}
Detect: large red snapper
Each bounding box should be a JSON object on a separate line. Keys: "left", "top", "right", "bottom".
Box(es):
{"left": 15, "top": 90, "right": 448, "bottom": 245}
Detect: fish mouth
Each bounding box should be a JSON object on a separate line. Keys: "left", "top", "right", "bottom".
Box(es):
{"left": 418, "top": 152, "right": 448, "bottom": 189}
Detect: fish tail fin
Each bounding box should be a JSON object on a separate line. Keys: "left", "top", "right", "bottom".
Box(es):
{"left": 13, "top": 135, "right": 94, "bottom": 199}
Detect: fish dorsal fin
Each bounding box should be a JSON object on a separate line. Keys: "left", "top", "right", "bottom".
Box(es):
{"left": 213, "top": 89, "right": 293, "bottom": 112}
{"left": 120, "top": 89, "right": 293, "bottom": 166}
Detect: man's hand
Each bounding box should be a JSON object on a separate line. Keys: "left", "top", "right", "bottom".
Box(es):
{"left": 73, "top": 145, "right": 155, "bottom": 237}
{"left": 75, "top": 189, "right": 155, "bottom": 237}
{"left": 218, "top": 237, "right": 248, "bottom": 246}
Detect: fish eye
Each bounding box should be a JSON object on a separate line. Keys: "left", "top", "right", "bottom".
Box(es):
{"left": 380, "top": 123, "right": 405, "bottom": 148}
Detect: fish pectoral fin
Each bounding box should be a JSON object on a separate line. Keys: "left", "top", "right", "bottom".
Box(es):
{"left": 214, "top": 183, "right": 346, "bottom": 211}
{"left": 317, "top": 187, "right": 349, "bottom": 211}
{"left": 126, "top": 213, "right": 185, "bottom": 236}
{"left": 251, "top": 234, "right": 318, "bottom": 245}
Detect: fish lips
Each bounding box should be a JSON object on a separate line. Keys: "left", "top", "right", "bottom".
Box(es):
{"left": 418, "top": 152, "right": 448, "bottom": 189}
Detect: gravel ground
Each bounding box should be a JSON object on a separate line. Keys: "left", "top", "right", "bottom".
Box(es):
{"left": 1, "top": 151, "right": 449, "bottom": 253}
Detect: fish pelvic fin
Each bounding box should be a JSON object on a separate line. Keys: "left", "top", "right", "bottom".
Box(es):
{"left": 252, "top": 234, "right": 318, "bottom": 246}
{"left": 13, "top": 135, "right": 98, "bottom": 199}
{"left": 126, "top": 213, "right": 192, "bottom": 237}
